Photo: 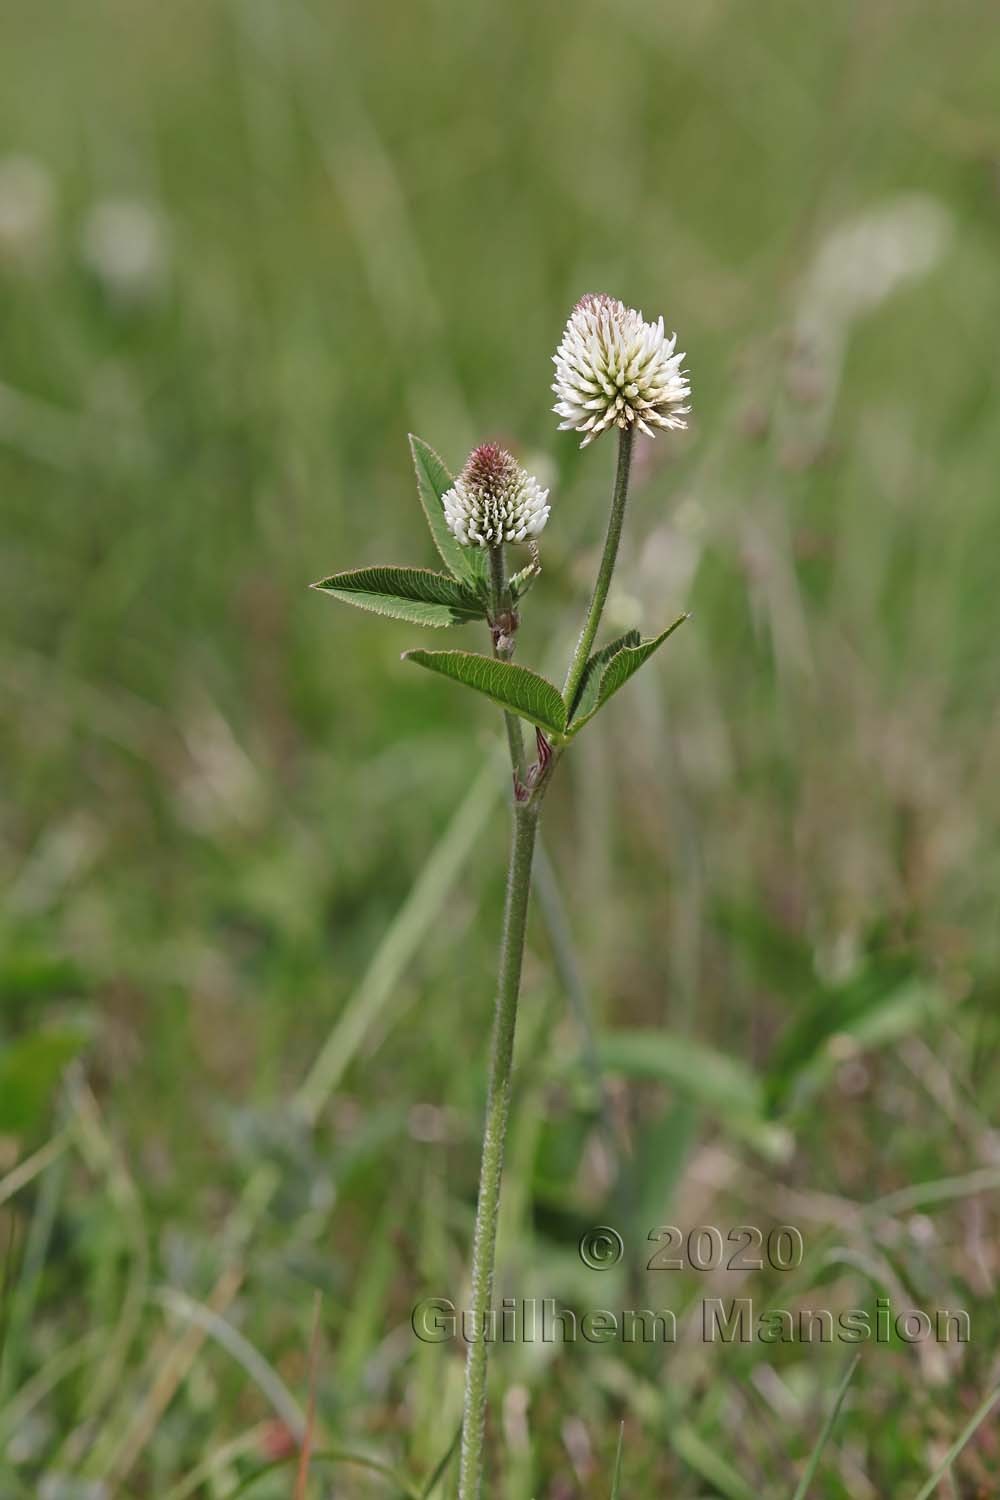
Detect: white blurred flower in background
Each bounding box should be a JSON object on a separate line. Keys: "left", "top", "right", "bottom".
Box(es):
{"left": 80, "top": 197, "right": 171, "bottom": 307}
{"left": 781, "top": 194, "right": 954, "bottom": 462}
{"left": 800, "top": 194, "right": 952, "bottom": 332}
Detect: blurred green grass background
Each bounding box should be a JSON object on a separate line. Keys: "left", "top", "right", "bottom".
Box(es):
{"left": 3, "top": 0, "right": 1000, "bottom": 1494}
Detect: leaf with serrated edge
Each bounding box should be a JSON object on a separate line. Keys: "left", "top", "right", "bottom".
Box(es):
{"left": 568, "top": 629, "right": 641, "bottom": 723}
{"left": 567, "top": 616, "right": 688, "bottom": 735}
{"left": 312, "top": 566, "right": 486, "bottom": 628}
{"left": 403, "top": 650, "right": 567, "bottom": 736}
{"left": 409, "top": 435, "right": 487, "bottom": 591}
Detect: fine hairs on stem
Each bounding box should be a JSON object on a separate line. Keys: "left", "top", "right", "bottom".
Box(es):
{"left": 312, "top": 292, "right": 691, "bottom": 1498}
{"left": 457, "top": 428, "right": 639, "bottom": 1500}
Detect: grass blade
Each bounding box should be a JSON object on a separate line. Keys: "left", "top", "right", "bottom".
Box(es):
{"left": 294, "top": 1294, "right": 323, "bottom": 1500}
{"left": 420, "top": 1423, "right": 462, "bottom": 1497}
{"left": 294, "top": 754, "right": 501, "bottom": 1121}
{"left": 609, "top": 1422, "right": 625, "bottom": 1499}
{"left": 226, "top": 1448, "right": 420, "bottom": 1499}
{"left": 791, "top": 1354, "right": 860, "bottom": 1500}
{"left": 911, "top": 1380, "right": 1000, "bottom": 1500}
{"left": 671, "top": 1423, "right": 759, "bottom": 1500}
{"left": 0, "top": 1129, "right": 71, "bottom": 1212}
{"left": 153, "top": 1288, "right": 305, "bottom": 1440}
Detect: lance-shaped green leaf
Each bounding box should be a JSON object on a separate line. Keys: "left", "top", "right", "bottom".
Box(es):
{"left": 567, "top": 629, "right": 640, "bottom": 723}
{"left": 409, "top": 435, "right": 487, "bottom": 592}
{"left": 403, "top": 649, "right": 568, "bottom": 737}
{"left": 566, "top": 614, "right": 689, "bottom": 735}
{"left": 312, "top": 566, "right": 487, "bottom": 627}
{"left": 595, "top": 1028, "right": 791, "bottom": 1161}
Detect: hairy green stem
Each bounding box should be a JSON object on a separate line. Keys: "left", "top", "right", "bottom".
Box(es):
{"left": 458, "top": 801, "right": 539, "bottom": 1500}
{"left": 487, "top": 545, "right": 527, "bottom": 781}
{"left": 461, "top": 444, "right": 638, "bottom": 1491}
{"left": 457, "top": 547, "right": 537, "bottom": 1499}
{"left": 561, "top": 426, "right": 635, "bottom": 710}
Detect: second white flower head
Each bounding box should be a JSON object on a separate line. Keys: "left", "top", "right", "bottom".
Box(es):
{"left": 552, "top": 293, "right": 691, "bottom": 447}
{"left": 443, "top": 444, "right": 550, "bottom": 548}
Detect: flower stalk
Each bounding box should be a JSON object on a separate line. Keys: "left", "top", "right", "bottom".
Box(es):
{"left": 561, "top": 426, "right": 635, "bottom": 710}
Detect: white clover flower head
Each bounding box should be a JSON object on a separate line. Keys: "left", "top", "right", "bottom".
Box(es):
{"left": 552, "top": 293, "right": 691, "bottom": 447}
{"left": 442, "top": 443, "right": 550, "bottom": 548}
